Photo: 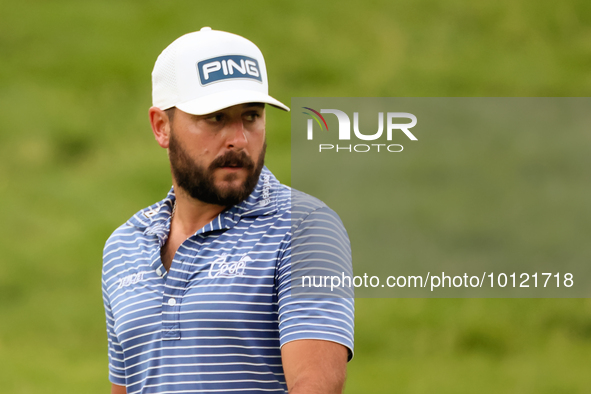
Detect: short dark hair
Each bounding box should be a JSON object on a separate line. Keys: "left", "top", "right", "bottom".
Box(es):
{"left": 165, "top": 107, "right": 176, "bottom": 124}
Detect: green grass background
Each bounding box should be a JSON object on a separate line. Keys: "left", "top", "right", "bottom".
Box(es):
{"left": 1, "top": 0, "right": 591, "bottom": 392}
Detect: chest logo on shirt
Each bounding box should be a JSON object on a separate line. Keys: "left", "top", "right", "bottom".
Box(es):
{"left": 208, "top": 253, "right": 252, "bottom": 278}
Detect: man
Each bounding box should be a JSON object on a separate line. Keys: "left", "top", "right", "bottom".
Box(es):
{"left": 102, "top": 27, "right": 354, "bottom": 394}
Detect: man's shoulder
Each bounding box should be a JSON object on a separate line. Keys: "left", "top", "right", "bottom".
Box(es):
{"left": 240, "top": 168, "right": 330, "bottom": 221}
{"left": 272, "top": 180, "right": 332, "bottom": 217}
{"left": 273, "top": 188, "right": 349, "bottom": 252}
{"left": 289, "top": 188, "right": 329, "bottom": 212}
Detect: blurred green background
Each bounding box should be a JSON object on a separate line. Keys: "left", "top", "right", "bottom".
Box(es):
{"left": 1, "top": 0, "right": 591, "bottom": 393}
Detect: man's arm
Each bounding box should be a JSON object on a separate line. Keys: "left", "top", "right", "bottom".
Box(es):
{"left": 281, "top": 339, "right": 348, "bottom": 394}
{"left": 111, "top": 384, "right": 126, "bottom": 394}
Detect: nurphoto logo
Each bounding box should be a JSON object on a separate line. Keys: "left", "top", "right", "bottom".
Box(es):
{"left": 303, "top": 107, "right": 418, "bottom": 153}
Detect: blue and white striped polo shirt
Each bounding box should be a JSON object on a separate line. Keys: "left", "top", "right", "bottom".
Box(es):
{"left": 102, "top": 167, "right": 354, "bottom": 393}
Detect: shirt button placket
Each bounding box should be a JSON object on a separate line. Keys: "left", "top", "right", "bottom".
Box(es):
{"left": 162, "top": 258, "right": 183, "bottom": 340}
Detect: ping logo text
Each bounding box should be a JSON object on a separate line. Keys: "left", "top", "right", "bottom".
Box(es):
{"left": 197, "top": 55, "right": 262, "bottom": 85}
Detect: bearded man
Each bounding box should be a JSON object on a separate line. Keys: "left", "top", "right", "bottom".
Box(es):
{"left": 102, "top": 27, "right": 353, "bottom": 394}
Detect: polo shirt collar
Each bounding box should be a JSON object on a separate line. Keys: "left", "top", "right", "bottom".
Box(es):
{"left": 127, "top": 167, "right": 279, "bottom": 244}
{"left": 227, "top": 167, "right": 278, "bottom": 219}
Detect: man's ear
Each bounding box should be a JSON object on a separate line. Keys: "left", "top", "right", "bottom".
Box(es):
{"left": 149, "top": 106, "right": 172, "bottom": 148}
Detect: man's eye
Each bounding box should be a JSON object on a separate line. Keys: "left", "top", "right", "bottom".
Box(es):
{"left": 207, "top": 114, "right": 224, "bottom": 123}
{"left": 244, "top": 113, "right": 260, "bottom": 121}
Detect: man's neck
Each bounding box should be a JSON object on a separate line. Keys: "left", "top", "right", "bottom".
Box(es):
{"left": 161, "top": 186, "right": 227, "bottom": 272}
{"left": 171, "top": 185, "right": 227, "bottom": 237}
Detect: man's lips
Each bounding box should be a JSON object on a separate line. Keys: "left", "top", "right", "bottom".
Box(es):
{"left": 218, "top": 165, "right": 244, "bottom": 171}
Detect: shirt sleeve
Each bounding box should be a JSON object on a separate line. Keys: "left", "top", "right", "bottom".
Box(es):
{"left": 102, "top": 278, "right": 127, "bottom": 386}
{"left": 276, "top": 206, "right": 355, "bottom": 360}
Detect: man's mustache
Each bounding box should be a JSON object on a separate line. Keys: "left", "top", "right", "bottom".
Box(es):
{"left": 209, "top": 151, "right": 255, "bottom": 170}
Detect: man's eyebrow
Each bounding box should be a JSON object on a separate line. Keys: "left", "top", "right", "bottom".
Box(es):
{"left": 190, "top": 112, "right": 215, "bottom": 120}
{"left": 243, "top": 103, "right": 265, "bottom": 109}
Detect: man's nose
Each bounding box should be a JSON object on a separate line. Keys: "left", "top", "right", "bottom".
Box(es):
{"left": 225, "top": 117, "right": 248, "bottom": 149}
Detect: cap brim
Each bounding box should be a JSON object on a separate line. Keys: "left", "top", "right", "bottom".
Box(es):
{"left": 176, "top": 90, "right": 290, "bottom": 115}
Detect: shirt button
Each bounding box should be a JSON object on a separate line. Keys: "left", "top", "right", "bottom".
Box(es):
{"left": 167, "top": 298, "right": 177, "bottom": 306}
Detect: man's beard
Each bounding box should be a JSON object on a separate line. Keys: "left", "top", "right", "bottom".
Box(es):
{"left": 168, "top": 130, "right": 266, "bottom": 207}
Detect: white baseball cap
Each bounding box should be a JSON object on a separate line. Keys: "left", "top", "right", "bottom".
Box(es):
{"left": 152, "top": 27, "right": 290, "bottom": 115}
